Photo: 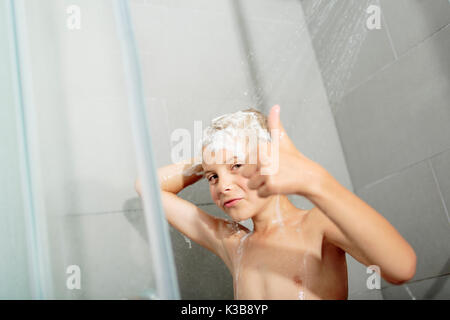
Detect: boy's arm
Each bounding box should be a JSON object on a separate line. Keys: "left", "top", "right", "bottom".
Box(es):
{"left": 246, "top": 105, "right": 416, "bottom": 284}
{"left": 307, "top": 170, "right": 417, "bottom": 285}
{"left": 135, "top": 159, "right": 238, "bottom": 266}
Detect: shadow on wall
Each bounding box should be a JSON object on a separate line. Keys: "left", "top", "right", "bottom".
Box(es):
{"left": 123, "top": 197, "right": 234, "bottom": 299}
{"left": 123, "top": 198, "right": 149, "bottom": 241}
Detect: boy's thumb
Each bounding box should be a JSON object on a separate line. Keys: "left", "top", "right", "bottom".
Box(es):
{"left": 267, "top": 104, "right": 296, "bottom": 149}
{"left": 268, "top": 105, "right": 281, "bottom": 132}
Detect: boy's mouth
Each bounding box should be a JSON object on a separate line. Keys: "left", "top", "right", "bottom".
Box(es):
{"left": 224, "top": 198, "right": 243, "bottom": 208}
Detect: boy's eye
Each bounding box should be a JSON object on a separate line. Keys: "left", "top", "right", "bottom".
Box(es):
{"left": 232, "top": 163, "right": 242, "bottom": 170}
{"left": 207, "top": 174, "right": 217, "bottom": 182}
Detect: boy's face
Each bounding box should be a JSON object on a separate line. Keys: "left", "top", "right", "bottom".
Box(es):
{"left": 202, "top": 145, "right": 270, "bottom": 222}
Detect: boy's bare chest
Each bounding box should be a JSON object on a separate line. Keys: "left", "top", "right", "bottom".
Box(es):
{"left": 231, "top": 226, "right": 347, "bottom": 299}
{"left": 232, "top": 226, "right": 318, "bottom": 298}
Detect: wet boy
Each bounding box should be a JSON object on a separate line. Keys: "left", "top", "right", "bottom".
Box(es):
{"left": 136, "top": 105, "right": 416, "bottom": 299}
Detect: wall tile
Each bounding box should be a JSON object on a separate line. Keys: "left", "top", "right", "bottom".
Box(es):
{"left": 356, "top": 160, "right": 450, "bottom": 282}
{"left": 169, "top": 204, "right": 234, "bottom": 299}
{"left": 336, "top": 25, "right": 450, "bottom": 189}
{"left": 134, "top": 5, "right": 250, "bottom": 100}
{"left": 382, "top": 273, "right": 450, "bottom": 300}
{"left": 430, "top": 149, "right": 450, "bottom": 223}
{"left": 58, "top": 212, "right": 156, "bottom": 299}
{"left": 380, "top": 0, "right": 450, "bottom": 56}
{"left": 349, "top": 288, "right": 383, "bottom": 300}
{"left": 301, "top": 0, "right": 397, "bottom": 105}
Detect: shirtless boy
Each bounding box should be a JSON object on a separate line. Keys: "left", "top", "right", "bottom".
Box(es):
{"left": 136, "top": 105, "right": 416, "bottom": 299}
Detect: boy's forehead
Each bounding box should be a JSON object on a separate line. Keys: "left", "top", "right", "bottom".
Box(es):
{"left": 201, "top": 134, "right": 268, "bottom": 169}
{"left": 202, "top": 149, "right": 246, "bottom": 168}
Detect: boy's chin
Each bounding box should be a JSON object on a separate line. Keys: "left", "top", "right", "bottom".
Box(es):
{"left": 227, "top": 210, "right": 256, "bottom": 222}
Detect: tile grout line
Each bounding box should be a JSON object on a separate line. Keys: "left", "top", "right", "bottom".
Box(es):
{"left": 380, "top": 4, "right": 398, "bottom": 60}
{"left": 379, "top": 272, "right": 450, "bottom": 291}
{"left": 348, "top": 271, "right": 450, "bottom": 295}
{"left": 344, "top": 21, "right": 450, "bottom": 99}
{"left": 66, "top": 147, "right": 450, "bottom": 217}
{"left": 66, "top": 209, "right": 143, "bottom": 216}
{"left": 428, "top": 158, "right": 450, "bottom": 224}
{"left": 359, "top": 147, "right": 450, "bottom": 191}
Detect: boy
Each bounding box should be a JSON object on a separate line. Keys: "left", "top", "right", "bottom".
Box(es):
{"left": 136, "top": 105, "right": 416, "bottom": 299}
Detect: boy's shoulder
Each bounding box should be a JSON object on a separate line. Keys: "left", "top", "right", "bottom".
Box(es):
{"left": 302, "top": 206, "right": 327, "bottom": 230}
{"left": 288, "top": 206, "right": 329, "bottom": 238}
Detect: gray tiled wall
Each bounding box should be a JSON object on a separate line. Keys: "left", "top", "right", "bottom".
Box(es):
{"left": 303, "top": 0, "right": 450, "bottom": 299}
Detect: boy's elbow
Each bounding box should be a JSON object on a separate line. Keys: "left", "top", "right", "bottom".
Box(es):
{"left": 387, "top": 250, "right": 417, "bottom": 285}
{"left": 401, "top": 251, "right": 417, "bottom": 283}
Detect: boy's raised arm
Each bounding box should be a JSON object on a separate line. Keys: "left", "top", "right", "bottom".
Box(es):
{"left": 135, "top": 159, "right": 237, "bottom": 268}
{"left": 246, "top": 105, "right": 416, "bottom": 285}
{"left": 307, "top": 171, "right": 417, "bottom": 285}
{"left": 135, "top": 158, "right": 203, "bottom": 195}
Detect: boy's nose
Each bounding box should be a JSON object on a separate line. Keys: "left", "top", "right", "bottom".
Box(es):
{"left": 218, "top": 182, "right": 232, "bottom": 193}
{"left": 217, "top": 176, "right": 234, "bottom": 194}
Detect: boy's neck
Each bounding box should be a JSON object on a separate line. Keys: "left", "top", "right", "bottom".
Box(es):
{"left": 251, "top": 194, "right": 300, "bottom": 235}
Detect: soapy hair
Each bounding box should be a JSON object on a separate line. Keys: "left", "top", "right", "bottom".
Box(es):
{"left": 201, "top": 108, "right": 271, "bottom": 150}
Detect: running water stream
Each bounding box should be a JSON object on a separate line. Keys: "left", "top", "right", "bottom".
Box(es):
{"left": 234, "top": 230, "right": 253, "bottom": 299}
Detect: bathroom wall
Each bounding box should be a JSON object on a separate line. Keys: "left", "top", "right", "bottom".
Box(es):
{"left": 130, "top": 0, "right": 355, "bottom": 299}
{"left": 0, "top": 0, "right": 32, "bottom": 299}
{"left": 17, "top": 0, "right": 159, "bottom": 299}
{"left": 302, "top": 0, "right": 450, "bottom": 299}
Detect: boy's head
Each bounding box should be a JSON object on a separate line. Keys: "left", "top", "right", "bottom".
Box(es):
{"left": 201, "top": 108, "right": 274, "bottom": 221}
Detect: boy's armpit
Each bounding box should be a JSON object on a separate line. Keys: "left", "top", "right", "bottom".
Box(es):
{"left": 311, "top": 207, "right": 372, "bottom": 268}
{"left": 159, "top": 191, "right": 248, "bottom": 269}
{"left": 214, "top": 219, "right": 252, "bottom": 271}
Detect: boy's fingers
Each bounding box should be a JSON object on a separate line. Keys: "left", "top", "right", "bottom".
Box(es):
{"left": 241, "top": 164, "right": 258, "bottom": 178}
{"left": 257, "top": 142, "right": 272, "bottom": 170}
{"left": 267, "top": 105, "right": 281, "bottom": 133}
{"left": 257, "top": 184, "right": 272, "bottom": 198}
{"left": 247, "top": 174, "right": 266, "bottom": 190}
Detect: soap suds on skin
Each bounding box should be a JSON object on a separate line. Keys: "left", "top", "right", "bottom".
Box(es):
{"left": 234, "top": 231, "right": 253, "bottom": 299}
{"left": 298, "top": 291, "right": 305, "bottom": 300}
{"left": 275, "top": 195, "right": 285, "bottom": 229}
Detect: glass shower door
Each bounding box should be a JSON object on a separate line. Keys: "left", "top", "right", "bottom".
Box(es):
{"left": 3, "top": 0, "right": 178, "bottom": 299}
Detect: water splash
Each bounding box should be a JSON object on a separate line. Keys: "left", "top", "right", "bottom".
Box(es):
{"left": 301, "top": 250, "right": 309, "bottom": 300}
{"left": 181, "top": 163, "right": 204, "bottom": 177}
{"left": 303, "top": 0, "right": 378, "bottom": 110}
{"left": 231, "top": 221, "right": 241, "bottom": 235}
{"left": 298, "top": 290, "right": 305, "bottom": 300}
{"left": 236, "top": 0, "right": 377, "bottom": 114}
{"left": 234, "top": 231, "right": 253, "bottom": 299}
{"left": 183, "top": 235, "right": 192, "bottom": 249}
{"left": 295, "top": 213, "right": 308, "bottom": 300}
{"left": 404, "top": 285, "right": 416, "bottom": 300}
{"left": 275, "top": 195, "right": 285, "bottom": 229}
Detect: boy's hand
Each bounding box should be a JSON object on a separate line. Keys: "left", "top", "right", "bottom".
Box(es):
{"left": 243, "top": 105, "right": 328, "bottom": 198}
